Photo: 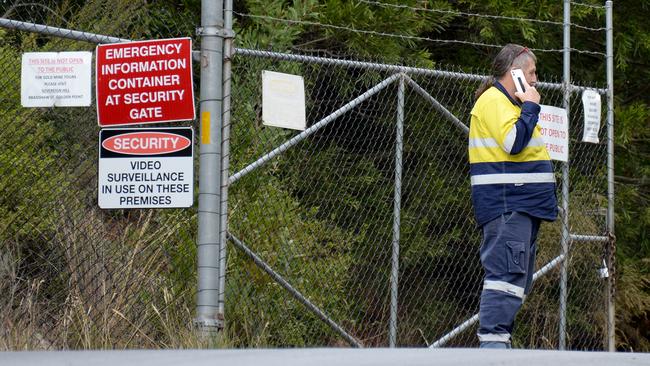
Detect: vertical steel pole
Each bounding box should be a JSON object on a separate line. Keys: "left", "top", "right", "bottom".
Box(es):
{"left": 605, "top": 0, "right": 616, "bottom": 352}
{"left": 217, "top": 0, "right": 233, "bottom": 324}
{"left": 559, "top": 0, "right": 571, "bottom": 351}
{"left": 389, "top": 75, "right": 405, "bottom": 347}
{"left": 196, "top": 0, "right": 225, "bottom": 331}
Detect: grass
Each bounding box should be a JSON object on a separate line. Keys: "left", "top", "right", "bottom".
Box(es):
{"left": 0, "top": 203, "right": 233, "bottom": 350}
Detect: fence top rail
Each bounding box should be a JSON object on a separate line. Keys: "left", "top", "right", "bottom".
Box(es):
{"left": 0, "top": 18, "right": 203, "bottom": 60}
{"left": 234, "top": 48, "right": 607, "bottom": 95}
{"left": 0, "top": 18, "right": 606, "bottom": 95}
{"left": 0, "top": 17, "right": 129, "bottom": 44}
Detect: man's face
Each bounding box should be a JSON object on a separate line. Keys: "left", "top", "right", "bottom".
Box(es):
{"left": 521, "top": 58, "right": 538, "bottom": 87}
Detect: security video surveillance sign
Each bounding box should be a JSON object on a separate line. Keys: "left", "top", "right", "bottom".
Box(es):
{"left": 98, "top": 127, "right": 194, "bottom": 209}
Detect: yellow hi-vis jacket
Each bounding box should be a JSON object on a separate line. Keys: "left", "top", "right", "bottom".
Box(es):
{"left": 469, "top": 82, "right": 558, "bottom": 226}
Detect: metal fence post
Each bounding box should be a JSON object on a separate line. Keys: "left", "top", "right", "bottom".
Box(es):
{"left": 559, "top": 0, "right": 571, "bottom": 351}
{"left": 389, "top": 75, "right": 405, "bottom": 348}
{"left": 217, "top": 0, "right": 234, "bottom": 326}
{"left": 605, "top": 0, "right": 616, "bottom": 352}
{"left": 195, "top": 0, "right": 225, "bottom": 331}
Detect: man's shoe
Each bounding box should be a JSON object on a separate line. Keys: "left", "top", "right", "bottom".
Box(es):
{"left": 479, "top": 341, "right": 511, "bottom": 349}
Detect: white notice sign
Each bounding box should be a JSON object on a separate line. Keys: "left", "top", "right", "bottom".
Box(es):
{"left": 21, "top": 52, "right": 92, "bottom": 107}
{"left": 581, "top": 89, "right": 602, "bottom": 143}
{"left": 262, "top": 70, "right": 306, "bottom": 130}
{"left": 98, "top": 128, "right": 194, "bottom": 209}
{"left": 538, "top": 105, "right": 569, "bottom": 162}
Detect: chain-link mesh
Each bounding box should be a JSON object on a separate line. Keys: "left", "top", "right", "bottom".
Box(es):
{"left": 0, "top": 0, "right": 611, "bottom": 351}
{"left": 226, "top": 52, "right": 610, "bottom": 349}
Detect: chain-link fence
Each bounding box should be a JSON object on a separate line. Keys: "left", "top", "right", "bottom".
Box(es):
{"left": 225, "top": 50, "right": 611, "bottom": 349}
{"left": 0, "top": 0, "right": 613, "bottom": 351}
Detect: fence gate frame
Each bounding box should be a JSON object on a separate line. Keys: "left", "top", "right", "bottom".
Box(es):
{"left": 227, "top": 47, "right": 612, "bottom": 349}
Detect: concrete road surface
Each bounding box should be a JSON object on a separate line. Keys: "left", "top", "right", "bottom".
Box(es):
{"left": 3, "top": 348, "right": 649, "bottom": 366}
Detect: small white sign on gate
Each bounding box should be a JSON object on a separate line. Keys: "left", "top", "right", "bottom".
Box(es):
{"left": 581, "top": 89, "right": 602, "bottom": 144}
{"left": 21, "top": 51, "right": 92, "bottom": 107}
{"left": 538, "top": 105, "right": 569, "bottom": 162}
{"left": 262, "top": 70, "right": 306, "bottom": 131}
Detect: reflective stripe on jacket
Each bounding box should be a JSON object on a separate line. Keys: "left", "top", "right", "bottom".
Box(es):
{"left": 469, "top": 82, "right": 558, "bottom": 227}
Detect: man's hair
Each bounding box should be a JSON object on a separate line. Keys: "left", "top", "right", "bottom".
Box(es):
{"left": 474, "top": 44, "right": 537, "bottom": 100}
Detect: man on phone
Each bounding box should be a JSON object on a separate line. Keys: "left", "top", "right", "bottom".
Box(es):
{"left": 469, "top": 44, "right": 558, "bottom": 349}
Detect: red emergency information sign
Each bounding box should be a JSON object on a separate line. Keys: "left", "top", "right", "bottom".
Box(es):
{"left": 96, "top": 38, "right": 195, "bottom": 126}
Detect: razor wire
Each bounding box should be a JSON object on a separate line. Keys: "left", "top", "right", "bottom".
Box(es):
{"left": 357, "top": 0, "right": 607, "bottom": 32}
{"left": 232, "top": 12, "right": 607, "bottom": 57}
{"left": 0, "top": 0, "right": 612, "bottom": 351}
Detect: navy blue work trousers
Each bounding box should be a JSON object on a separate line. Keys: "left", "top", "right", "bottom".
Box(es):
{"left": 477, "top": 211, "right": 540, "bottom": 344}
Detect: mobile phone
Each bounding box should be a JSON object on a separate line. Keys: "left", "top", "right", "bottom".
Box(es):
{"left": 510, "top": 68, "right": 527, "bottom": 94}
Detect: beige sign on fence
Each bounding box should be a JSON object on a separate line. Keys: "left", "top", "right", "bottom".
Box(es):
{"left": 262, "top": 70, "right": 306, "bottom": 131}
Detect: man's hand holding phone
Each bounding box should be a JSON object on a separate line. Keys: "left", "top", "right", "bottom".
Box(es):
{"left": 511, "top": 68, "right": 541, "bottom": 104}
